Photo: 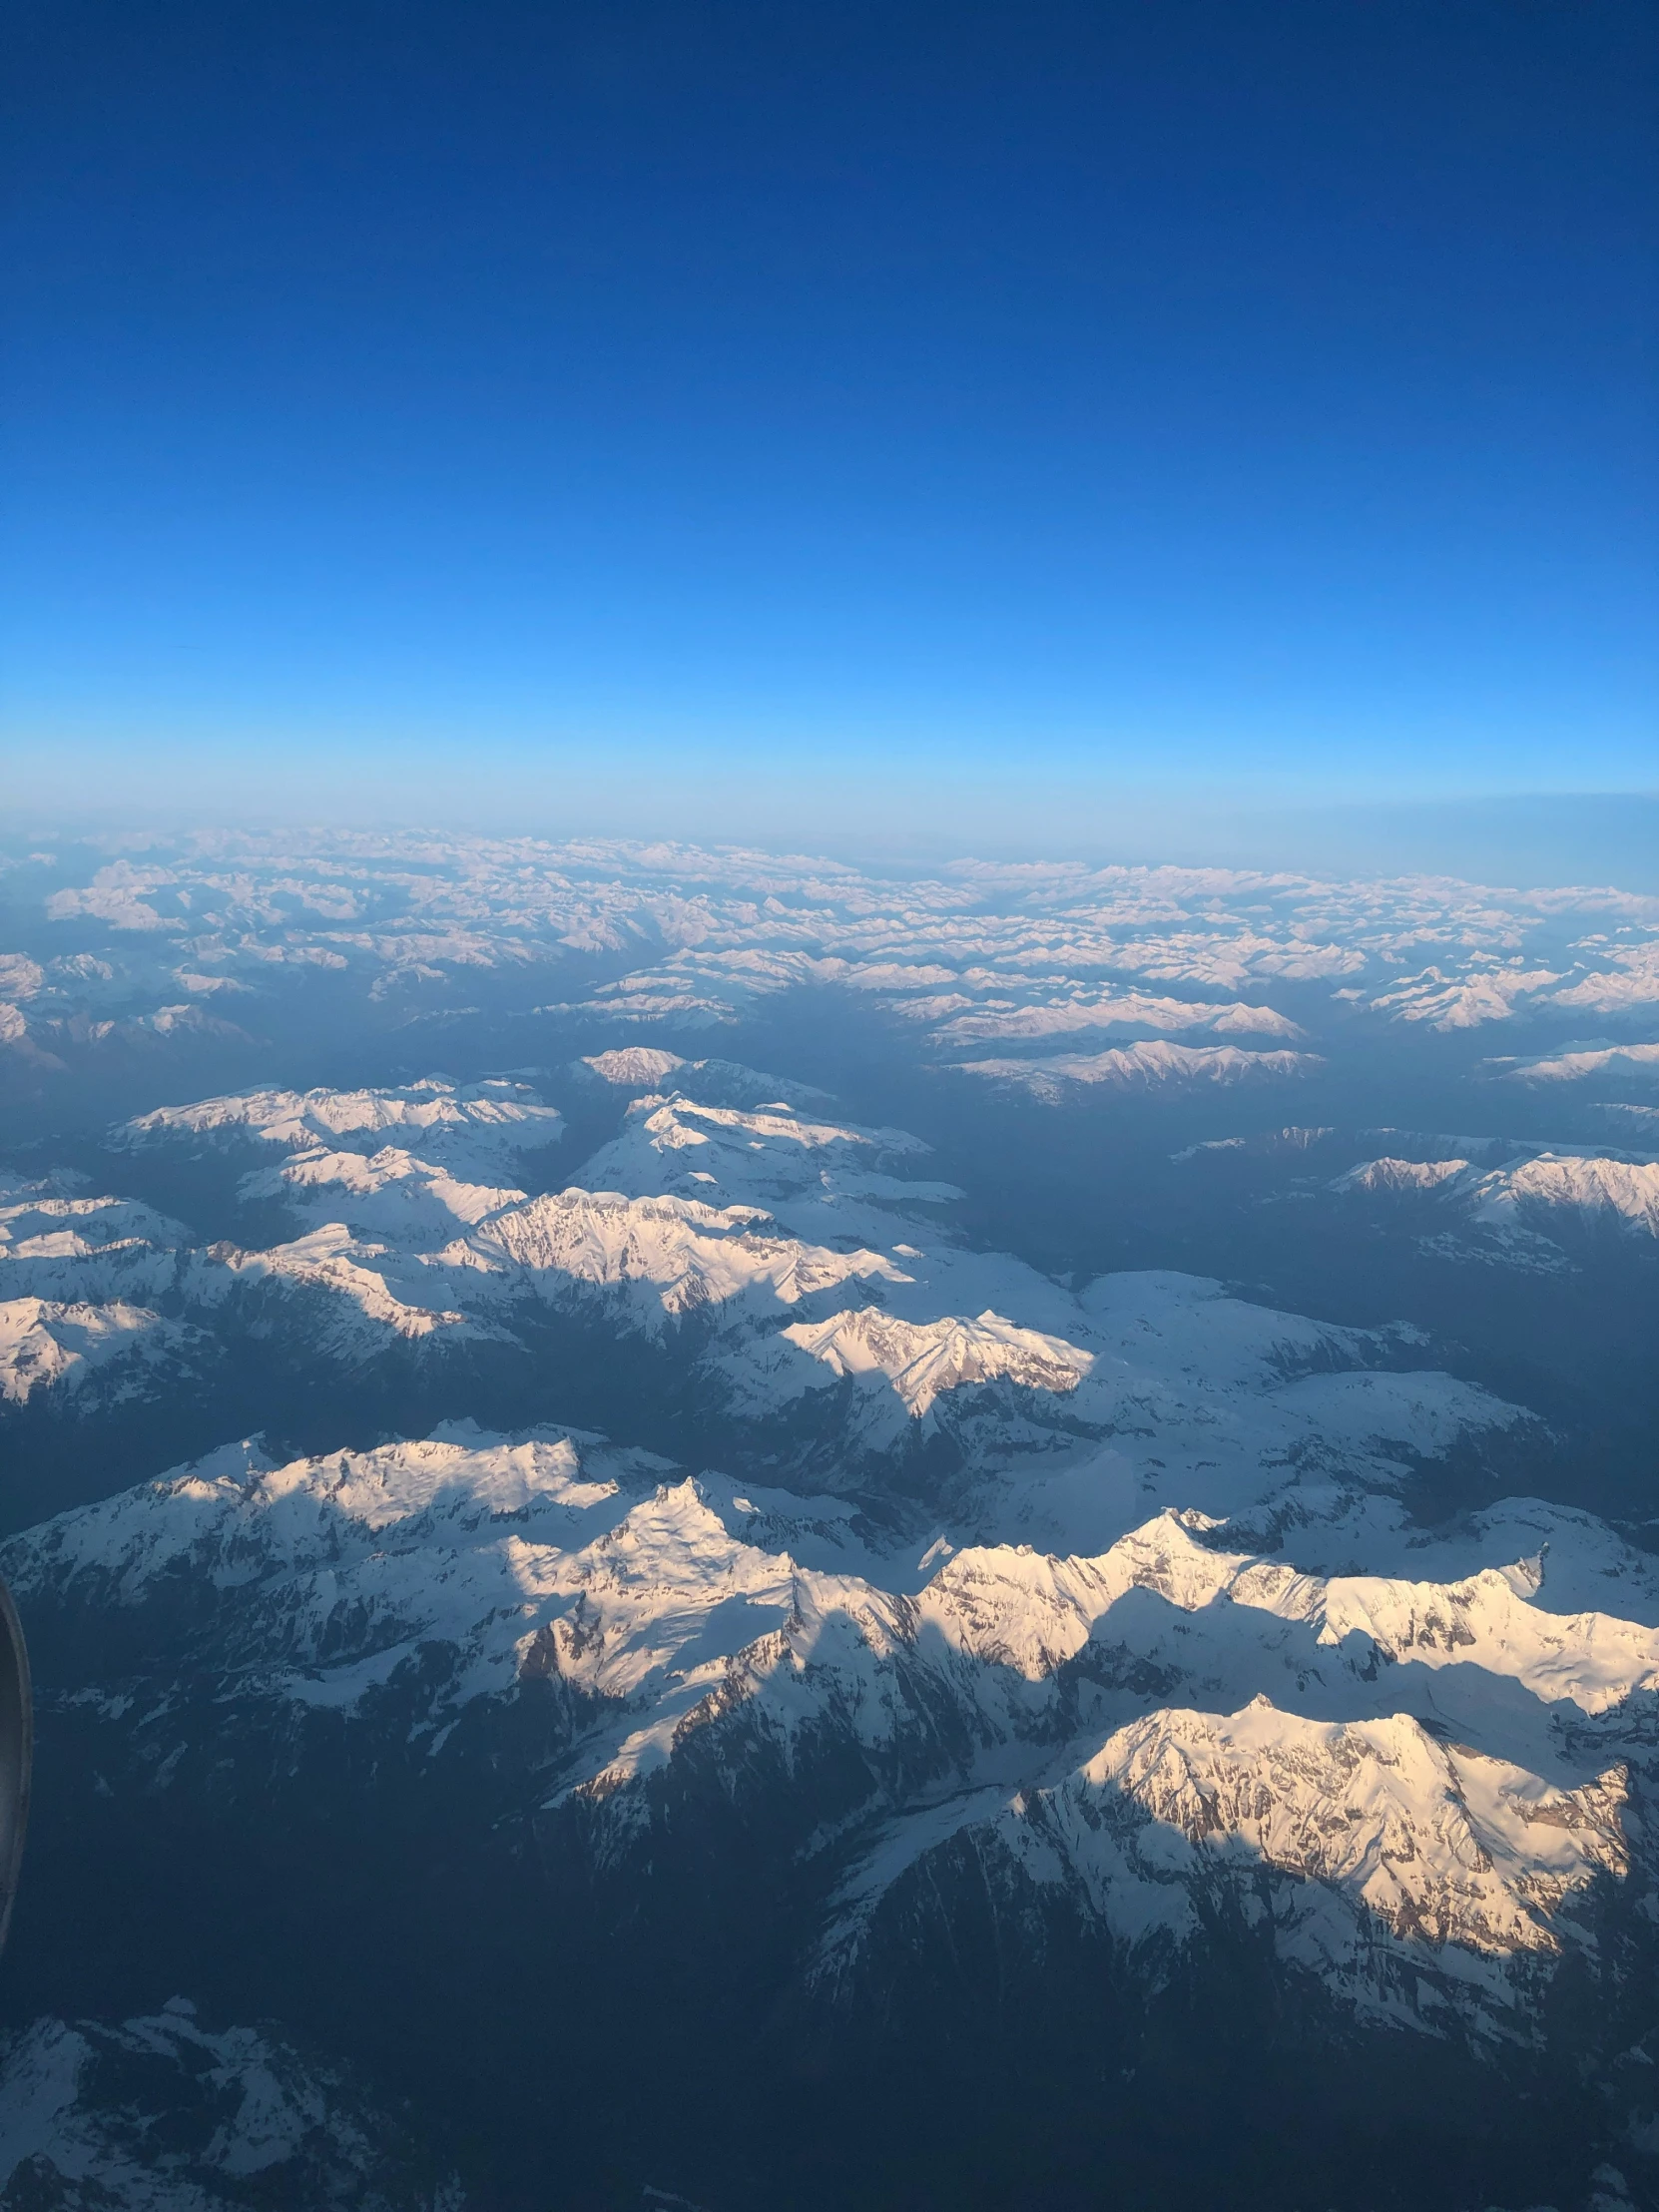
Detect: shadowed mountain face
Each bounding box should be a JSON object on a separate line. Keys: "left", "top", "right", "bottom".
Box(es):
{"left": 0, "top": 835, "right": 1657, "bottom": 2211}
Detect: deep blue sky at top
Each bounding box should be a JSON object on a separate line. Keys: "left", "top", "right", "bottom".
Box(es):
{"left": 2, "top": 0, "right": 1656, "bottom": 830}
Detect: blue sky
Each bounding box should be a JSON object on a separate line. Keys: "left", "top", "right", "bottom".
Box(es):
{"left": 2, "top": 0, "right": 1656, "bottom": 851}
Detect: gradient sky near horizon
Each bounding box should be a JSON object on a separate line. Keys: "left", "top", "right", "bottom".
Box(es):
{"left": 2, "top": 0, "right": 1656, "bottom": 838}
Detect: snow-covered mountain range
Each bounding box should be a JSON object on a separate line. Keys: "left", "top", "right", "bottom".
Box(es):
{"left": 1334, "top": 1144, "right": 1659, "bottom": 1265}
{"left": 12, "top": 1415, "right": 1656, "bottom": 2048}
{"left": 3, "top": 832, "right": 1657, "bottom": 1085}
{"left": 1, "top": 834, "right": 1655, "bottom": 2210}
{"left": 0, "top": 1076, "right": 1530, "bottom": 1522}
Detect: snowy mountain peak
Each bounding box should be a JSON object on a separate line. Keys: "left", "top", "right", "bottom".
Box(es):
{"left": 239, "top": 1142, "right": 529, "bottom": 1234}
{"left": 1337, "top": 1147, "right": 1659, "bottom": 1246}
{"left": 1025, "top": 1697, "right": 1629, "bottom": 1965}
{"left": 0, "top": 1297, "right": 167, "bottom": 1402}
{"left": 459, "top": 1186, "right": 908, "bottom": 1324}
{"left": 778, "top": 1306, "right": 1094, "bottom": 1417}
{"left": 118, "top": 1077, "right": 564, "bottom": 1178}
{"left": 577, "top": 1093, "right": 938, "bottom": 1222}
